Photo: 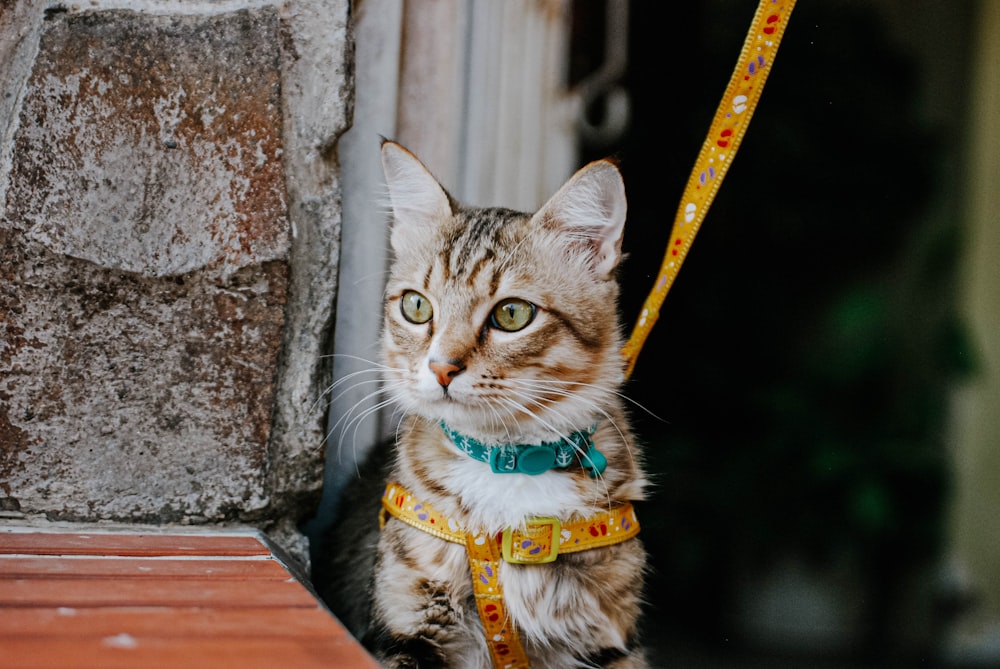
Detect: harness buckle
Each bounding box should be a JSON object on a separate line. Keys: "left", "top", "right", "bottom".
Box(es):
{"left": 501, "top": 517, "right": 561, "bottom": 564}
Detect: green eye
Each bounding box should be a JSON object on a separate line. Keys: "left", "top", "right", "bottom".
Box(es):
{"left": 490, "top": 298, "right": 536, "bottom": 332}
{"left": 400, "top": 290, "right": 433, "bottom": 324}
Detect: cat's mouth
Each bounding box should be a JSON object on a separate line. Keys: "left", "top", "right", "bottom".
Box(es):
{"left": 434, "top": 386, "right": 474, "bottom": 407}
{"left": 415, "top": 389, "right": 495, "bottom": 424}
{"left": 407, "top": 383, "right": 463, "bottom": 410}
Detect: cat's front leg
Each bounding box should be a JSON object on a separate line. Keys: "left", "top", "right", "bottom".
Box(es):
{"left": 365, "top": 578, "right": 455, "bottom": 668}
{"left": 366, "top": 523, "right": 484, "bottom": 668}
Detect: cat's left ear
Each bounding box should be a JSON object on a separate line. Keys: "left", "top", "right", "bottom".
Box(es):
{"left": 533, "top": 159, "right": 627, "bottom": 278}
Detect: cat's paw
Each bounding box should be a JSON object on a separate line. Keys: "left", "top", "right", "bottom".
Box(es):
{"left": 376, "top": 637, "right": 447, "bottom": 669}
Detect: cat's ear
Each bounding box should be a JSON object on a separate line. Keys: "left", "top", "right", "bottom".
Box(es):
{"left": 381, "top": 140, "right": 453, "bottom": 252}
{"left": 534, "top": 159, "right": 627, "bottom": 278}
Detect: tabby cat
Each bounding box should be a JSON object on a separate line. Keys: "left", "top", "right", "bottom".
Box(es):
{"left": 318, "top": 141, "right": 648, "bottom": 669}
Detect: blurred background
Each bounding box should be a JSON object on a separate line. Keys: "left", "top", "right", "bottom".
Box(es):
{"left": 320, "top": 0, "right": 999, "bottom": 665}
{"left": 585, "top": 1, "right": 997, "bottom": 665}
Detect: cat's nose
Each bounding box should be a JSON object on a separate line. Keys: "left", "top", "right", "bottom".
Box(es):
{"left": 428, "top": 360, "right": 465, "bottom": 388}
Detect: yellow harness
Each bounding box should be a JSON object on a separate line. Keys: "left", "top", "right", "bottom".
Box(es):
{"left": 380, "top": 482, "right": 640, "bottom": 667}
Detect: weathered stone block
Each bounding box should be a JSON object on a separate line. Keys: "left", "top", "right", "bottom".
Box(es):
{"left": 1, "top": 8, "right": 292, "bottom": 523}
{"left": 7, "top": 8, "right": 289, "bottom": 279}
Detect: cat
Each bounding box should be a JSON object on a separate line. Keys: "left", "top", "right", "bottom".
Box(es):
{"left": 317, "top": 140, "right": 648, "bottom": 669}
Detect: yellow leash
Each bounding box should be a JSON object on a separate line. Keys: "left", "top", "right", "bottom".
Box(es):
{"left": 622, "top": 0, "right": 797, "bottom": 379}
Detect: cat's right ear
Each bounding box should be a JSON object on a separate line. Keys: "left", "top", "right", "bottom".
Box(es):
{"left": 534, "top": 158, "right": 627, "bottom": 279}
{"left": 381, "top": 140, "right": 453, "bottom": 253}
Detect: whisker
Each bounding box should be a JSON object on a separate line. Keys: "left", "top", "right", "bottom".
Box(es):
{"left": 503, "top": 377, "right": 648, "bottom": 463}
{"left": 486, "top": 399, "right": 521, "bottom": 442}
{"left": 321, "top": 376, "right": 390, "bottom": 414}
{"left": 318, "top": 368, "right": 406, "bottom": 456}
{"left": 332, "top": 394, "right": 403, "bottom": 472}
{"left": 327, "top": 383, "right": 399, "bottom": 442}
{"left": 503, "top": 379, "right": 620, "bottom": 432}
{"left": 510, "top": 376, "right": 664, "bottom": 422}
{"left": 311, "top": 357, "right": 405, "bottom": 413}
{"left": 498, "top": 381, "right": 639, "bottom": 492}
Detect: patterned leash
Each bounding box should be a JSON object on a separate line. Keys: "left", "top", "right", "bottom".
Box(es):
{"left": 621, "top": 0, "right": 796, "bottom": 379}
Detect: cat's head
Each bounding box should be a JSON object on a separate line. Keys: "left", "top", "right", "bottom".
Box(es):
{"left": 380, "top": 141, "right": 628, "bottom": 443}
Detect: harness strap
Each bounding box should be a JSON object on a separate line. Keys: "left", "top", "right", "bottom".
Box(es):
{"left": 379, "top": 483, "right": 641, "bottom": 668}
{"left": 381, "top": 483, "right": 640, "bottom": 560}
{"left": 464, "top": 530, "right": 530, "bottom": 669}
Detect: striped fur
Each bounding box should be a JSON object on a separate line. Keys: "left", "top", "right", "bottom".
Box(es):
{"left": 320, "top": 141, "right": 648, "bottom": 669}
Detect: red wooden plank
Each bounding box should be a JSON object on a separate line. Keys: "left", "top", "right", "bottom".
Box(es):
{"left": 0, "top": 532, "right": 270, "bottom": 557}
{"left": 0, "top": 557, "right": 288, "bottom": 580}
{"left": 0, "top": 529, "right": 380, "bottom": 668}
{"left": 0, "top": 637, "right": 381, "bottom": 669}
{"left": 0, "top": 578, "right": 318, "bottom": 609}
{"left": 0, "top": 606, "right": 347, "bottom": 638}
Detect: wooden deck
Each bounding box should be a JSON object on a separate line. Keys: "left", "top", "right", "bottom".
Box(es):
{"left": 0, "top": 526, "right": 378, "bottom": 669}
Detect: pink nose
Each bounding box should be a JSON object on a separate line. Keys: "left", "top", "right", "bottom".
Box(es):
{"left": 428, "top": 360, "right": 464, "bottom": 387}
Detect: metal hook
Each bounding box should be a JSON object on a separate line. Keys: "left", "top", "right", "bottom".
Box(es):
{"left": 572, "top": 0, "right": 630, "bottom": 147}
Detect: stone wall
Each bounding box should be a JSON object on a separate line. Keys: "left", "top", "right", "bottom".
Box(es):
{"left": 0, "top": 0, "right": 351, "bottom": 563}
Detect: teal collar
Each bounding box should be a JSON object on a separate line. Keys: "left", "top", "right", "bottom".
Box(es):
{"left": 439, "top": 422, "right": 607, "bottom": 478}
